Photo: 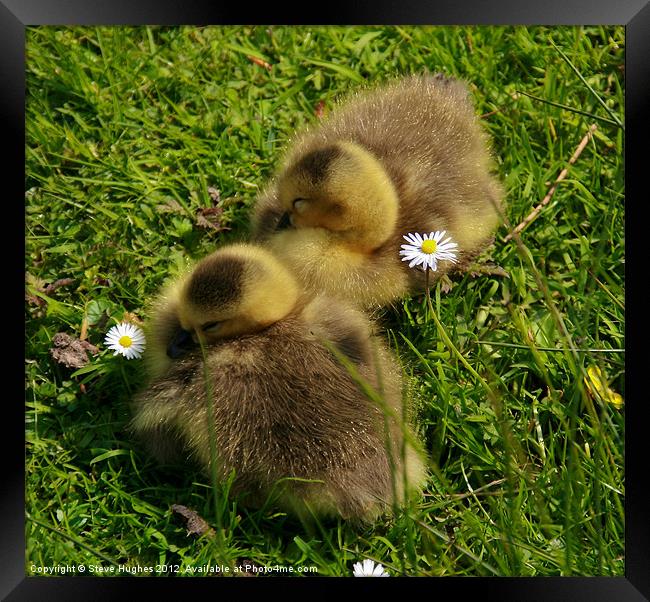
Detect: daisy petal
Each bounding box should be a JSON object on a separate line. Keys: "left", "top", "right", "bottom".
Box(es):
{"left": 399, "top": 231, "right": 458, "bottom": 273}
{"left": 372, "top": 563, "right": 387, "bottom": 576}
{"left": 104, "top": 322, "right": 146, "bottom": 360}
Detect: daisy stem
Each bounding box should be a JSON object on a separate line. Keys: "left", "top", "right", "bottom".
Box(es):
{"left": 424, "top": 269, "right": 494, "bottom": 398}
{"left": 119, "top": 362, "right": 132, "bottom": 394}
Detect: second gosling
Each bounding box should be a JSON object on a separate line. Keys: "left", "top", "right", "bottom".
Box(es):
{"left": 251, "top": 73, "right": 504, "bottom": 308}
{"left": 131, "top": 244, "right": 426, "bottom": 521}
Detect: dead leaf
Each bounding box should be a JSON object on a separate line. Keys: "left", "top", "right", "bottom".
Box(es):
{"left": 207, "top": 186, "right": 221, "bottom": 205}
{"left": 43, "top": 278, "right": 75, "bottom": 295}
{"left": 469, "top": 263, "right": 510, "bottom": 279}
{"left": 155, "top": 198, "right": 184, "bottom": 214}
{"left": 26, "top": 272, "right": 47, "bottom": 291}
{"left": 49, "top": 332, "right": 99, "bottom": 369}
{"left": 121, "top": 311, "right": 144, "bottom": 326}
{"left": 235, "top": 558, "right": 261, "bottom": 577}
{"left": 171, "top": 504, "right": 215, "bottom": 537}
{"left": 439, "top": 274, "right": 453, "bottom": 294}
{"left": 195, "top": 206, "right": 228, "bottom": 232}
{"left": 26, "top": 274, "right": 75, "bottom": 318}
{"left": 26, "top": 273, "right": 74, "bottom": 296}
{"left": 25, "top": 293, "right": 47, "bottom": 319}
{"left": 314, "top": 100, "right": 326, "bottom": 119}
{"left": 25, "top": 292, "right": 47, "bottom": 308}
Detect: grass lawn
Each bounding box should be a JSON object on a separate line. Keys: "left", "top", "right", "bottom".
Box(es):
{"left": 25, "top": 25, "right": 625, "bottom": 577}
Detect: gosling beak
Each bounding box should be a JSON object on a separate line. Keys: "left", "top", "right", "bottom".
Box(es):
{"left": 167, "top": 328, "right": 196, "bottom": 359}
{"left": 276, "top": 211, "right": 293, "bottom": 231}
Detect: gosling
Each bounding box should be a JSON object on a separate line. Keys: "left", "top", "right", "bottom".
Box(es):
{"left": 131, "top": 244, "right": 426, "bottom": 521}
{"left": 251, "top": 73, "right": 504, "bottom": 308}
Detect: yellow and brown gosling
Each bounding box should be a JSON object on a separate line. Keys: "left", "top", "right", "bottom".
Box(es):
{"left": 132, "top": 243, "right": 427, "bottom": 521}
{"left": 251, "top": 73, "right": 504, "bottom": 308}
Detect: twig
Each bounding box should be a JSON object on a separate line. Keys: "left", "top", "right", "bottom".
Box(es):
{"left": 479, "top": 108, "right": 501, "bottom": 119}
{"left": 247, "top": 55, "right": 272, "bottom": 71}
{"left": 504, "top": 124, "right": 597, "bottom": 242}
{"left": 80, "top": 315, "right": 88, "bottom": 341}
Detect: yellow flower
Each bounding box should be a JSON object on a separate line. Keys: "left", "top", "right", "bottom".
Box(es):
{"left": 584, "top": 366, "right": 623, "bottom": 409}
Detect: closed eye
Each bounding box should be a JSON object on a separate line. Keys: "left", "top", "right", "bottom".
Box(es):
{"left": 292, "top": 198, "right": 309, "bottom": 214}
{"left": 201, "top": 320, "right": 222, "bottom": 333}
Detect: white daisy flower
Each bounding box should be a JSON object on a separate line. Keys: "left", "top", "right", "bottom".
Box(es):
{"left": 352, "top": 558, "right": 389, "bottom": 577}
{"left": 104, "top": 322, "right": 146, "bottom": 360}
{"left": 399, "top": 231, "right": 458, "bottom": 272}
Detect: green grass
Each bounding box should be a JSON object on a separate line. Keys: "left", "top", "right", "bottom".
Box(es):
{"left": 25, "top": 25, "right": 625, "bottom": 577}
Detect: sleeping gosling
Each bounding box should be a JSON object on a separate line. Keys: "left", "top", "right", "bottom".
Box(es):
{"left": 251, "top": 73, "right": 504, "bottom": 308}
{"left": 131, "top": 243, "right": 426, "bottom": 521}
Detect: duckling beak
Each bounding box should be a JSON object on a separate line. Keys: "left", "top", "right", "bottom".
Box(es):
{"left": 167, "top": 328, "right": 196, "bottom": 359}
{"left": 276, "top": 211, "right": 293, "bottom": 231}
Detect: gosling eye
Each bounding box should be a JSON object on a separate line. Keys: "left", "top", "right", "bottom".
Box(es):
{"left": 167, "top": 328, "right": 195, "bottom": 359}
{"left": 292, "top": 198, "right": 308, "bottom": 214}
{"left": 201, "top": 320, "right": 222, "bottom": 333}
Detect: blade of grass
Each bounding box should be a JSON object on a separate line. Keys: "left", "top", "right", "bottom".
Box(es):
{"left": 515, "top": 89, "right": 620, "bottom": 128}
{"left": 549, "top": 38, "right": 624, "bottom": 129}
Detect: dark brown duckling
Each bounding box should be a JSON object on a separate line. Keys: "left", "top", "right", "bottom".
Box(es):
{"left": 132, "top": 243, "right": 426, "bottom": 521}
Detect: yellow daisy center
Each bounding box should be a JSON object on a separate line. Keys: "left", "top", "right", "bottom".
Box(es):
{"left": 421, "top": 239, "right": 438, "bottom": 254}
{"left": 119, "top": 335, "right": 133, "bottom": 348}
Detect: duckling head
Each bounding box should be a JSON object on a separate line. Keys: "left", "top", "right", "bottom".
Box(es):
{"left": 276, "top": 140, "right": 399, "bottom": 253}
{"left": 168, "top": 244, "right": 300, "bottom": 359}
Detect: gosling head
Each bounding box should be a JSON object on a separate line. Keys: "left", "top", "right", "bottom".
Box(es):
{"left": 167, "top": 244, "right": 300, "bottom": 359}
{"left": 275, "top": 140, "right": 399, "bottom": 252}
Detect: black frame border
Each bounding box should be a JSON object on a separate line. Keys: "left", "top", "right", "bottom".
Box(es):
{"left": 10, "top": 1, "right": 649, "bottom": 599}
